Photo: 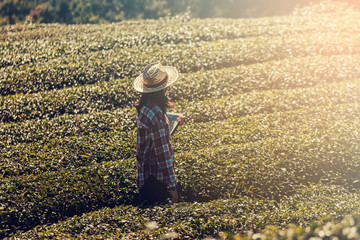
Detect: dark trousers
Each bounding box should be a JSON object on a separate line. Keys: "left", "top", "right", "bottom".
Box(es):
{"left": 139, "top": 175, "right": 169, "bottom": 206}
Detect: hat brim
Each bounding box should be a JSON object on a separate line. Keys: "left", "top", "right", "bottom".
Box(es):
{"left": 133, "top": 66, "right": 179, "bottom": 93}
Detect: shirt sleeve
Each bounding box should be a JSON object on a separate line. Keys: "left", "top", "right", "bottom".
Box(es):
{"left": 151, "top": 113, "right": 177, "bottom": 189}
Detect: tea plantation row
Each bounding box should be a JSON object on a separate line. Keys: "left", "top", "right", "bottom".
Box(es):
{"left": 4, "top": 11, "right": 357, "bottom": 45}
{"left": 1, "top": 30, "right": 359, "bottom": 96}
{"left": 1, "top": 79, "right": 359, "bottom": 176}
{"left": 1, "top": 79, "right": 359, "bottom": 238}
{"left": 2, "top": 2, "right": 360, "bottom": 239}
{"left": 1, "top": 103, "right": 359, "bottom": 236}
{"left": 2, "top": 11, "right": 358, "bottom": 68}
{"left": 1, "top": 54, "right": 359, "bottom": 123}
{"left": 7, "top": 184, "right": 360, "bottom": 239}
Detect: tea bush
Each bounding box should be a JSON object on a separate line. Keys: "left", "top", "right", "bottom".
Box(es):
{"left": 2, "top": 11, "right": 358, "bottom": 65}
{"left": 7, "top": 184, "right": 360, "bottom": 239}
{"left": 1, "top": 105, "right": 359, "bottom": 236}
{"left": 1, "top": 54, "right": 359, "bottom": 124}
{"left": 176, "top": 79, "right": 360, "bottom": 124}
{"left": 1, "top": 93, "right": 359, "bottom": 236}
{"left": 241, "top": 215, "right": 360, "bottom": 240}
{"left": 0, "top": 78, "right": 134, "bottom": 123}
{"left": 1, "top": 1, "right": 360, "bottom": 239}
{"left": 0, "top": 159, "right": 137, "bottom": 238}
{"left": 1, "top": 30, "right": 359, "bottom": 96}
{"left": 176, "top": 126, "right": 360, "bottom": 201}
{"left": 1, "top": 99, "right": 358, "bottom": 177}
{"left": 0, "top": 108, "right": 137, "bottom": 145}
{"left": 1, "top": 128, "right": 137, "bottom": 176}
{"left": 1, "top": 56, "right": 359, "bottom": 145}
{"left": 170, "top": 54, "right": 360, "bottom": 101}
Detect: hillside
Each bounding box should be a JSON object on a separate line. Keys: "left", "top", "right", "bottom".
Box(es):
{"left": 0, "top": 0, "right": 350, "bottom": 25}
{"left": 1, "top": 1, "right": 360, "bottom": 239}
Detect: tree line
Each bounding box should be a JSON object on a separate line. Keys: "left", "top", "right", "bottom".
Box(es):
{"left": 0, "top": 0, "right": 358, "bottom": 25}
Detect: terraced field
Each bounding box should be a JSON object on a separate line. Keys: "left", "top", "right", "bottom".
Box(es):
{"left": 1, "top": 1, "right": 360, "bottom": 239}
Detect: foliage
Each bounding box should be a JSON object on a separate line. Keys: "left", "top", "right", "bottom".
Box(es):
{"left": 1, "top": 54, "right": 359, "bottom": 124}
{"left": 176, "top": 80, "right": 360, "bottom": 125}
{"left": 0, "top": 159, "right": 137, "bottom": 238}
{"left": 7, "top": 184, "right": 360, "bottom": 239}
{"left": 241, "top": 215, "right": 360, "bottom": 240}
{"left": 1, "top": 11, "right": 359, "bottom": 95}
{"left": 2, "top": 0, "right": 356, "bottom": 25}
{"left": 1, "top": 1, "right": 360, "bottom": 239}
{"left": 1, "top": 91, "right": 359, "bottom": 177}
{"left": 1, "top": 105, "right": 359, "bottom": 236}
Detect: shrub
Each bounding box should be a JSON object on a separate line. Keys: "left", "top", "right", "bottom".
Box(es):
{"left": 8, "top": 184, "right": 360, "bottom": 239}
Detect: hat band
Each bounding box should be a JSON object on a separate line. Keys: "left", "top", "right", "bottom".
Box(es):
{"left": 143, "top": 74, "right": 168, "bottom": 89}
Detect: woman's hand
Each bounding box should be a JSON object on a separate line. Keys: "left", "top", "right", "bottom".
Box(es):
{"left": 176, "top": 113, "right": 186, "bottom": 126}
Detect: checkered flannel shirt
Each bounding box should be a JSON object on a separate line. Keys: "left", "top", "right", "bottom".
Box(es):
{"left": 136, "top": 101, "right": 177, "bottom": 190}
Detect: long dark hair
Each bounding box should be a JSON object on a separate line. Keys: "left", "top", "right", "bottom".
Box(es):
{"left": 134, "top": 89, "right": 174, "bottom": 115}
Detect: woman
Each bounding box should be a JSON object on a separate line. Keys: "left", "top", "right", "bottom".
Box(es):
{"left": 133, "top": 62, "right": 185, "bottom": 206}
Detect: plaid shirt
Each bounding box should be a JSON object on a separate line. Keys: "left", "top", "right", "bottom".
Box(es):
{"left": 136, "top": 100, "right": 177, "bottom": 190}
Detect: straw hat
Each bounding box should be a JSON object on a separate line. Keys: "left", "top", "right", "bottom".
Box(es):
{"left": 133, "top": 62, "right": 179, "bottom": 93}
